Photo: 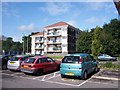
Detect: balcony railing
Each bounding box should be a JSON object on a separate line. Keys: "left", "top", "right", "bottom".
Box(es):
{"left": 35, "top": 46, "right": 44, "bottom": 49}
{"left": 47, "top": 40, "right": 61, "bottom": 44}
{"left": 47, "top": 32, "right": 61, "bottom": 36}
{"left": 35, "top": 40, "right": 44, "bottom": 43}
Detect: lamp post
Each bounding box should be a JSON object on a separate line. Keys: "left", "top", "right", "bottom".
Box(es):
{"left": 22, "top": 33, "right": 25, "bottom": 54}
{"left": 27, "top": 37, "right": 29, "bottom": 53}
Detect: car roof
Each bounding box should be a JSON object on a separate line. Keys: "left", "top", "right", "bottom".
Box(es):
{"left": 65, "top": 53, "right": 89, "bottom": 57}
{"left": 30, "top": 55, "right": 47, "bottom": 59}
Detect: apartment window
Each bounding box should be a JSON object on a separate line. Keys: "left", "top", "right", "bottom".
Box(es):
{"left": 62, "top": 36, "right": 67, "bottom": 39}
{"left": 62, "top": 44, "right": 67, "bottom": 47}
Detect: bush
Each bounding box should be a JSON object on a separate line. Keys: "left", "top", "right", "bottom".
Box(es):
{"left": 99, "top": 62, "right": 120, "bottom": 71}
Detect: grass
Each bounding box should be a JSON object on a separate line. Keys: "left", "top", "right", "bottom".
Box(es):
{"left": 47, "top": 55, "right": 63, "bottom": 60}
{"left": 98, "top": 61, "right": 120, "bottom": 71}
{"left": 117, "top": 55, "right": 120, "bottom": 61}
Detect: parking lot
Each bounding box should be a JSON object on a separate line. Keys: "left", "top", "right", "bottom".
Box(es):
{"left": 1, "top": 69, "right": 119, "bottom": 88}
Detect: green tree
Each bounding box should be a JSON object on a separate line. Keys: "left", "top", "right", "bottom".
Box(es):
{"left": 91, "top": 26, "right": 103, "bottom": 57}
{"left": 76, "top": 30, "right": 92, "bottom": 53}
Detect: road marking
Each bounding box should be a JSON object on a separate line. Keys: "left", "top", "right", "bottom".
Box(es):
{"left": 88, "top": 81, "right": 118, "bottom": 87}
{"left": 33, "top": 71, "right": 60, "bottom": 80}
{"left": 77, "top": 76, "right": 92, "bottom": 87}
{"left": 32, "top": 76, "right": 43, "bottom": 79}
{"left": 44, "top": 74, "right": 60, "bottom": 81}
{"left": 92, "top": 76, "right": 119, "bottom": 81}
{"left": 40, "top": 80, "right": 79, "bottom": 87}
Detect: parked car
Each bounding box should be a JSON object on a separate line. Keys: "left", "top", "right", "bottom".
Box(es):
{"left": 97, "top": 54, "right": 117, "bottom": 61}
{"left": 7, "top": 55, "right": 34, "bottom": 71}
{"left": 0, "top": 54, "right": 14, "bottom": 70}
{"left": 21, "top": 56, "right": 61, "bottom": 75}
{"left": 60, "top": 53, "right": 98, "bottom": 80}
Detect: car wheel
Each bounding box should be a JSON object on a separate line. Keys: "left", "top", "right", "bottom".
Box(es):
{"left": 61, "top": 74, "right": 66, "bottom": 78}
{"left": 82, "top": 71, "right": 87, "bottom": 80}
{"left": 2, "top": 65, "right": 7, "bottom": 70}
{"left": 36, "top": 69, "right": 43, "bottom": 76}
{"left": 94, "top": 66, "right": 98, "bottom": 73}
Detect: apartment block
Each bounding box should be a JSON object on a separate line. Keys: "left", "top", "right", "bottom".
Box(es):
{"left": 31, "top": 32, "right": 44, "bottom": 55}
{"left": 31, "top": 22, "right": 81, "bottom": 55}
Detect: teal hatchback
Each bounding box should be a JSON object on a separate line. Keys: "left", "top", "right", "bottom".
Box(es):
{"left": 60, "top": 53, "right": 98, "bottom": 80}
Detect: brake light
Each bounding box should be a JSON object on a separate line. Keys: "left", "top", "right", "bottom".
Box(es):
{"left": 18, "top": 58, "right": 22, "bottom": 60}
{"left": 79, "top": 58, "right": 82, "bottom": 64}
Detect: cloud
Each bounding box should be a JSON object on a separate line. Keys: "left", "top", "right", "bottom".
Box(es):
{"left": 18, "top": 24, "right": 36, "bottom": 31}
{"left": 40, "top": 2, "right": 72, "bottom": 15}
{"left": 13, "top": 36, "right": 22, "bottom": 42}
{"left": 85, "top": 17, "right": 106, "bottom": 24}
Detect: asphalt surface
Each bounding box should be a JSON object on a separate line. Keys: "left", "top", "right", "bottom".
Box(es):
{"left": 0, "top": 69, "right": 119, "bottom": 89}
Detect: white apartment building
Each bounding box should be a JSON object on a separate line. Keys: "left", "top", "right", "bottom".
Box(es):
{"left": 31, "top": 22, "right": 81, "bottom": 55}
{"left": 44, "top": 22, "right": 81, "bottom": 55}
{"left": 31, "top": 32, "right": 44, "bottom": 55}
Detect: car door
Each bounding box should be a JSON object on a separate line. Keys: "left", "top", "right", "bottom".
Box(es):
{"left": 47, "top": 57, "right": 57, "bottom": 71}
{"left": 88, "top": 55, "right": 95, "bottom": 72}
{"left": 35, "top": 58, "right": 49, "bottom": 72}
{"left": 84, "top": 56, "right": 91, "bottom": 74}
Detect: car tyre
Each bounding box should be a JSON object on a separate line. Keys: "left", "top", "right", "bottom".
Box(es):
{"left": 94, "top": 65, "right": 98, "bottom": 73}
{"left": 61, "top": 74, "right": 66, "bottom": 78}
{"left": 82, "top": 71, "right": 87, "bottom": 80}
{"left": 2, "top": 65, "right": 7, "bottom": 70}
{"left": 35, "top": 69, "right": 43, "bottom": 76}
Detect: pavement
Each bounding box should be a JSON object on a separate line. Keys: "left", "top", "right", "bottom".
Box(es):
{"left": 0, "top": 69, "right": 119, "bottom": 89}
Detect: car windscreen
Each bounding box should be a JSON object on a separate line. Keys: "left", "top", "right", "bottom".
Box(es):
{"left": 62, "top": 56, "right": 79, "bottom": 64}
{"left": 10, "top": 57, "right": 23, "bottom": 61}
{"left": 24, "top": 58, "right": 36, "bottom": 64}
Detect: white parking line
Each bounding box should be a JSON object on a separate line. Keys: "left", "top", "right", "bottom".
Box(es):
{"left": 87, "top": 81, "right": 118, "bottom": 87}
{"left": 44, "top": 74, "right": 60, "bottom": 81}
{"left": 40, "top": 80, "right": 79, "bottom": 87}
{"left": 77, "top": 77, "right": 92, "bottom": 87}
{"left": 92, "top": 76, "right": 119, "bottom": 81}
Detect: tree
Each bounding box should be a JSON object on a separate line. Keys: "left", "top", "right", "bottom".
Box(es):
{"left": 76, "top": 30, "right": 92, "bottom": 53}
{"left": 91, "top": 26, "right": 103, "bottom": 57}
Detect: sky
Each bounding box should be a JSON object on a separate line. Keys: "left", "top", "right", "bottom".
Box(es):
{"left": 2, "top": 1, "right": 119, "bottom": 42}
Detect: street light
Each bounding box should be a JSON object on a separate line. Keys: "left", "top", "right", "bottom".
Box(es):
{"left": 22, "top": 33, "right": 25, "bottom": 54}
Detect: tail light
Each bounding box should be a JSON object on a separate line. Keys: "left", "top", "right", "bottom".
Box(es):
{"left": 79, "top": 58, "right": 83, "bottom": 64}
{"left": 18, "top": 57, "right": 22, "bottom": 60}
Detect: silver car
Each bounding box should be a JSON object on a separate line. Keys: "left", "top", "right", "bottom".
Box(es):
{"left": 7, "top": 55, "right": 33, "bottom": 71}
{"left": 97, "top": 54, "right": 117, "bottom": 61}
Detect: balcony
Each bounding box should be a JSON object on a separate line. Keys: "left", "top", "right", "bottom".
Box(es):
{"left": 47, "top": 40, "right": 61, "bottom": 45}
{"left": 47, "top": 47, "right": 62, "bottom": 52}
{"left": 47, "top": 32, "right": 61, "bottom": 37}
{"left": 35, "top": 46, "right": 44, "bottom": 50}
{"left": 35, "top": 39, "right": 44, "bottom": 43}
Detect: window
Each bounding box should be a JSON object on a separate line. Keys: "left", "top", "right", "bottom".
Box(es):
{"left": 62, "top": 56, "right": 79, "bottom": 64}
{"left": 84, "top": 56, "right": 90, "bottom": 62}
{"left": 24, "top": 58, "right": 36, "bottom": 64}
{"left": 62, "top": 44, "right": 67, "bottom": 47}
{"left": 47, "top": 58, "right": 54, "bottom": 62}
{"left": 62, "top": 36, "right": 67, "bottom": 39}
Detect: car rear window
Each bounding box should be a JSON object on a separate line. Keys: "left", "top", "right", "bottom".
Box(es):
{"left": 62, "top": 56, "right": 79, "bottom": 64}
{"left": 10, "top": 57, "right": 23, "bottom": 61}
{"left": 24, "top": 58, "right": 36, "bottom": 64}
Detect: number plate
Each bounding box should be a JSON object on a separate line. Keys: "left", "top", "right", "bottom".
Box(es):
{"left": 23, "top": 65, "right": 28, "bottom": 68}
{"left": 66, "top": 72, "right": 74, "bottom": 76}
{"left": 10, "top": 62, "right": 14, "bottom": 64}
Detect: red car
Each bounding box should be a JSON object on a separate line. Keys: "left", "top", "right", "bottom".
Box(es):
{"left": 21, "top": 56, "right": 61, "bottom": 75}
